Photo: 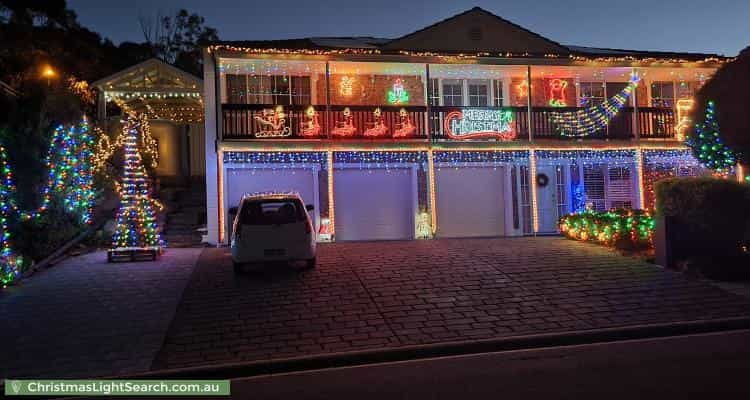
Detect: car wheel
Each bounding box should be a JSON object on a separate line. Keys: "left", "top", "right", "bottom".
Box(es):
{"left": 305, "top": 257, "right": 316, "bottom": 269}
{"left": 233, "top": 261, "right": 244, "bottom": 274}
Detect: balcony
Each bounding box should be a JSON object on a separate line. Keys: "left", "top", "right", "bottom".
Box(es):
{"left": 221, "top": 103, "right": 677, "bottom": 141}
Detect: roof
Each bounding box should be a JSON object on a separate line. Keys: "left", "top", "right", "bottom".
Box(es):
{"left": 92, "top": 58, "right": 202, "bottom": 91}
{"left": 208, "top": 7, "right": 727, "bottom": 62}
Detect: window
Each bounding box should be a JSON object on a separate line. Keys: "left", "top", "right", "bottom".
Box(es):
{"left": 428, "top": 78, "right": 440, "bottom": 106}
{"left": 579, "top": 82, "right": 605, "bottom": 106}
{"left": 225, "top": 75, "right": 312, "bottom": 105}
{"left": 442, "top": 80, "right": 463, "bottom": 106}
{"left": 607, "top": 167, "right": 632, "bottom": 209}
{"left": 225, "top": 74, "right": 247, "bottom": 103}
{"left": 676, "top": 81, "right": 696, "bottom": 100}
{"left": 651, "top": 81, "right": 675, "bottom": 108}
{"left": 468, "top": 81, "right": 489, "bottom": 106}
{"left": 583, "top": 164, "right": 606, "bottom": 211}
{"left": 520, "top": 165, "right": 532, "bottom": 234}
{"left": 492, "top": 80, "right": 504, "bottom": 106}
{"left": 239, "top": 199, "right": 305, "bottom": 225}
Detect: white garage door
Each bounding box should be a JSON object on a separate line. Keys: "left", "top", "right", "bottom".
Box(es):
{"left": 225, "top": 167, "right": 319, "bottom": 236}
{"left": 436, "top": 166, "right": 506, "bottom": 238}
{"left": 334, "top": 168, "right": 415, "bottom": 241}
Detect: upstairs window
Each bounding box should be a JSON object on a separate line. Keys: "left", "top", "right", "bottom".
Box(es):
{"left": 225, "top": 74, "right": 311, "bottom": 105}
{"left": 428, "top": 78, "right": 440, "bottom": 106}
{"left": 492, "top": 80, "right": 504, "bottom": 106}
{"left": 650, "top": 81, "right": 675, "bottom": 108}
{"left": 579, "top": 82, "right": 605, "bottom": 106}
{"left": 442, "top": 80, "right": 463, "bottom": 106}
{"left": 467, "top": 81, "right": 489, "bottom": 106}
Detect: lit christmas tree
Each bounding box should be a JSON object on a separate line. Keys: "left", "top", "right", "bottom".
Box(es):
{"left": 0, "top": 146, "right": 23, "bottom": 285}
{"left": 687, "top": 101, "right": 737, "bottom": 173}
{"left": 109, "top": 114, "right": 163, "bottom": 260}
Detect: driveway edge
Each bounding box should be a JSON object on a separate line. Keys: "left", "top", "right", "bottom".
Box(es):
{"left": 128, "top": 316, "right": 750, "bottom": 379}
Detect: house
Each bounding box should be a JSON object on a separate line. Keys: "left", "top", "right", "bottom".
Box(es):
{"left": 202, "top": 7, "right": 722, "bottom": 245}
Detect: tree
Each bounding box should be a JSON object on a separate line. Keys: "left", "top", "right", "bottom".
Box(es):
{"left": 139, "top": 9, "right": 218, "bottom": 76}
{"left": 691, "top": 46, "right": 750, "bottom": 168}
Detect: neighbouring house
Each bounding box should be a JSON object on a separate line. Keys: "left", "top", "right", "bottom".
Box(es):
{"left": 202, "top": 7, "right": 721, "bottom": 245}
{"left": 93, "top": 58, "right": 206, "bottom": 184}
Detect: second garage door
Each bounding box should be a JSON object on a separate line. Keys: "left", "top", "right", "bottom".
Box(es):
{"left": 334, "top": 167, "right": 415, "bottom": 241}
{"left": 436, "top": 166, "right": 506, "bottom": 238}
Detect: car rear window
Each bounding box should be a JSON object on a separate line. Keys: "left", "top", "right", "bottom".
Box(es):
{"left": 239, "top": 199, "right": 305, "bottom": 225}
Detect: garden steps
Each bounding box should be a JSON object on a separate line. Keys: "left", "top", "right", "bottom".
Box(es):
{"left": 161, "top": 183, "right": 207, "bottom": 248}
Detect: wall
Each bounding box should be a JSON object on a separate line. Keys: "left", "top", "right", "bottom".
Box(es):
{"left": 317, "top": 74, "right": 426, "bottom": 105}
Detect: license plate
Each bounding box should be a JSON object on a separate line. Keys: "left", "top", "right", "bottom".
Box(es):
{"left": 264, "top": 248, "right": 285, "bottom": 256}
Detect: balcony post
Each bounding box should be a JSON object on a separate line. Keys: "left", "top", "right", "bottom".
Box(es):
{"left": 425, "top": 63, "right": 432, "bottom": 143}
{"left": 632, "top": 68, "right": 640, "bottom": 143}
{"left": 527, "top": 65, "right": 533, "bottom": 142}
{"left": 325, "top": 61, "right": 331, "bottom": 140}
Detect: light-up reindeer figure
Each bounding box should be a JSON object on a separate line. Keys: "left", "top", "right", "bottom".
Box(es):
{"left": 363, "top": 107, "right": 388, "bottom": 137}
{"left": 393, "top": 108, "right": 416, "bottom": 138}
{"left": 254, "top": 105, "right": 290, "bottom": 137}
{"left": 299, "top": 105, "right": 322, "bottom": 137}
{"left": 331, "top": 107, "right": 357, "bottom": 137}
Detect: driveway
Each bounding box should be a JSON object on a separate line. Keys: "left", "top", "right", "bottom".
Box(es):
{"left": 0, "top": 249, "right": 201, "bottom": 379}
{"left": 154, "top": 237, "right": 750, "bottom": 370}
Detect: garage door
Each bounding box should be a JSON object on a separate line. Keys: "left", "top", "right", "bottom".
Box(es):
{"left": 225, "top": 167, "right": 319, "bottom": 235}
{"left": 436, "top": 166, "right": 506, "bottom": 238}
{"left": 334, "top": 168, "right": 415, "bottom": 241}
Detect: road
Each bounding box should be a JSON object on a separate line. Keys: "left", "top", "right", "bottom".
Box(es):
{"left": 231, "top": 329, "right": 750, "bottom": 399}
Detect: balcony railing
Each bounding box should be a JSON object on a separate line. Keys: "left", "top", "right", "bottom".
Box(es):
{"left": 221, "top": 103, "right": 677, "bottom": 141}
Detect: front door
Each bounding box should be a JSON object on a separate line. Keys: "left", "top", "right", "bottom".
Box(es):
{"left": 536, "top": 165, "right": 559, "bottom": 233}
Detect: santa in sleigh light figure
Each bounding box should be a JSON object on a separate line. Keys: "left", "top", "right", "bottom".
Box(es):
{"left": 254, "top": 105, "right": 291, "bottom": 137}
{"left": 363, "top": 107, "right": 389, "bottom": 137}
{"left": 299, "top": 105, "right": 322, "bottom": 137}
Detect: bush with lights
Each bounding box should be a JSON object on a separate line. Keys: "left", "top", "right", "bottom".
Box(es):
{"left": 559, "top": 209, "right": 654, "bottom": 250}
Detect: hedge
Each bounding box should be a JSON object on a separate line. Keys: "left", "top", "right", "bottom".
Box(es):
{"left": 559, "top": 209, "right": 654, "bottom": 250}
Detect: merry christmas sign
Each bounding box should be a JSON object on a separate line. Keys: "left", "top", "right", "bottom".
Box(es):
{"left": 444, "top": 108, "right": 517, "bottom": 140}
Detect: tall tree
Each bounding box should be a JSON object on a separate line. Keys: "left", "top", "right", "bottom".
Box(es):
{"left": 139, "top": 9, "right": 218, "bottom": 76}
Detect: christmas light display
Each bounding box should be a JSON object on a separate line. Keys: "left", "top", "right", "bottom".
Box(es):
{"left": 547, "top": 79, "right": 568, "bottom": 107}
{"left": 393, "top": 108, "right": 417, "bottom": 138}
{"left": 443, "top": 109, "right": 516, "bottom": 140}
{"left": 363, "top": 108, "right": 389, "bottom": 137}
{"left": 299, "top": 106, "right": 322, "bottom": 137}
{"left": 109, "top": 115, "right": 163, "bottom": 260}
{"left": 254, "top": 105, "right": 291, "bottom": 138}
{"left": 686, "top": 101, "right": 737, "bottom": 173}
{"left": 560, "top": 209, "right": 654, "bottom": 249}
{"left": 340, "top": 76, "right": 354, "bottom": 97}
{"left": 415, "top": 211, "right": 432, "bottom": 239}
{"left": 674, "top": 99, "right": 694, "bottom": 141}
{"left": 550, "top": 76, "right": 639, "bottom": 138}
{"left": 331, "top": 107, "right": 357, "bottom": 137}
{"left": 0, "top": 146, "right": 23, "bottom": 286}
{"left": 387, "top": 79, "right": 409, "bottom": 104}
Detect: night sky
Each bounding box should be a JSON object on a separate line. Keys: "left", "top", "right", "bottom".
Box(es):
{"left": 68, "top": 0, "right": 749, "bottom": 56}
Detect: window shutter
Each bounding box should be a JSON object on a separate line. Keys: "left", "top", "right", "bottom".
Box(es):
{"left": 607, "top": 166, "right": 632, "bottom": 209}
{"left": 583, "top": 164, "right": 606, "bottom": 211}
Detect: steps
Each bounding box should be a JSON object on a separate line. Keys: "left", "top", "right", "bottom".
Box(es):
{"left": 161, "top": 183, "right": 207, "bottom": 248}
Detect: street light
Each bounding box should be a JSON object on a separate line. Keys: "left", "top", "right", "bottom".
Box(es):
{"left": 42, "top": 65, "right": 56, "bottom": 85}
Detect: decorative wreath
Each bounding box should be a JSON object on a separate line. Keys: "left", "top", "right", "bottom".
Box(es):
{"left": 536, "top": 173, "right": 549, "bottom": 187}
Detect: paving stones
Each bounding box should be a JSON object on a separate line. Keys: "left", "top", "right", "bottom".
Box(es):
{"left": 154, "top": 237, "right": 750, "bottom": 370}
{"left": 0, "top": 249, "right": 200, "bottom": 379}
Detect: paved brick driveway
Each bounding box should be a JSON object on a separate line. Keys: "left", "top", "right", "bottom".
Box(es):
{"left": 0, "top": 249, "right": 200, "bottom": 379}
{"left": 154, "top": 238, "right": 750, "bottom": 370}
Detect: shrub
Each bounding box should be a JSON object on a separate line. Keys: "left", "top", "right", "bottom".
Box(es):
{"left": 655, "top": 177, "right": 750, "bottom": 253}
{"left": 13, "top": 196, "right": 87, "bottom": 264}
{"left": 559, "top": 209, "right": 654, "bottom": 250}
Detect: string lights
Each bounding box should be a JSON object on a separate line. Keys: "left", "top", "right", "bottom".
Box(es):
{"left": 686, "top": 101, "right": 737, "bottom": 173}
{"left": 560, "top": 209, "right": 654, "bottom": 249}
{"left": 109, "top": 114, "right": 164, "bottom": 260}
{"left": 550, "top": 76, "right": 639, "bottom": 138}
{"left": 0, "top": 146, "right": 24, "bottom": 286}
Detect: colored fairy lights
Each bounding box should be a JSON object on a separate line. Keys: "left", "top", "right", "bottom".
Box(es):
{"left": 686, "top": 101, "right": 737, "bottom": 173}
{"left": 110, "top": 115, "right": 163, "bottom": 254}
{"left": 550, "top": 76, "right": 639, "bottom": 138}
{"left": 443, "top": 109, "right": 517, "bottom": 141}
{"left": 559, "top": 209, "right": 654, "bottom": 249}
{"left": 0, "top": 146, "right": 23, "bottom": 286}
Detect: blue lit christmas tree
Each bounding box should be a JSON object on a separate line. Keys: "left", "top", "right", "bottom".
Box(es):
{"left": 687, "top": 101, "right": 737, "bottom": 173}
{"left": 109, "top": 114, "right": 163, "bottom": 259}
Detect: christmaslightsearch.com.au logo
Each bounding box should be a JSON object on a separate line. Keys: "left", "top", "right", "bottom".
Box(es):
{"left": 4, "top": 379, "right": 231, "bottom": 396}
